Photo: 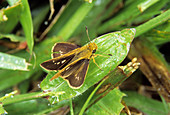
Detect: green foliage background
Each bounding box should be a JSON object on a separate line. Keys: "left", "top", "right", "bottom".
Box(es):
{"left": 0, "top": 0, "right": 169, "bottom": 115}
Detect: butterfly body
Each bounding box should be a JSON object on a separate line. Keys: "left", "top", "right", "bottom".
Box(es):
{"left": 40, "top": 42, "right": 97, "bottom": 89}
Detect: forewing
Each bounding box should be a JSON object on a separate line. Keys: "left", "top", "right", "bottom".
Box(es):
{"left": 52, "top": 43, "right": 80, "bottom": 58}
{"left": 61, "top": 59, "right": 89, "bottom": 88}
{"left": 40, "top": 54, "right": 75, "bottom": 70}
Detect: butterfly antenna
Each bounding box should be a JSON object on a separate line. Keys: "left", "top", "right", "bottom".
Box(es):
{"left": 85, "top": 26, "right": 91, "bottom": 42}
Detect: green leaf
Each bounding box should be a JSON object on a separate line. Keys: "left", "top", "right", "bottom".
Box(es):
{"left": 72, "top": 0, "right": 117, "bottom": 45}
{"left": 0, "top": 91, "right": 17, "bottom": 102}
{"left": 2, "top": 92, "right": 42, "bottom": 105}
{"left": 87, "top": 58, "right": 140, "bottom": 109}
{"left": 0, "top": 1, "right": 21, "bottom": 33}
{"left": 6, "top": 0, "right": 19, "bottom": 6}
{"left": 147, "top": 30, "right": 170, "bottom": 45}
{"left": 57, "top": 3, "right": 94, "bottom": 41}
{"left": 69, "top": 98, "right": 74, "bottom": 115}
{"left": 0, "top": 0, "right": 93, "bottom": 91}
{"left": 19, "top": 0, "right": 34, "bottom": 54}
{"left": 137, "top": 0, "right": 159, "bottom": 12}
{"left": 6, "top": 0, "right": 34, "bottom": 53}
{"left": 0, "top": 91, "right": 17, "bottom": 114}
{"left": 4, "top": 99, "right": 48, "bottom": 115}
{"left": 144, "top": 21, "right": 170, "bottom": 45}
{"left": 32, "top": 5, "right": 50, "bottom": 33}
{"left": 40, "top": 28, "right": 136, "bottom": 104}
{"left": 85, "top": 89, "right": 125, "bottom": 115}
{"left": 2, "top": 91, "right": 67, "bottom": 106}
{"left": 126, "top": 0, "right": 168, "bottom": 25}
{"left": 123, "top": 91, "right": 169, "bottom": 115}
{"left": 0, "top": 52, "right": 30, "bottom": 71}
{"left": 2, "top": 92, "right": 69, "bottom": 114}
{"left": 0, "top": 104, "right": 7, "bottom": 115}
{"left": 47, "top": 0, "right": 85, "bottom": 37}
{"left": 79, "top": 75, "right": 107, "bottom": 114}
{"left": 0, "top": 33, "right": 25, "bottom": 42}
{"left": 101, "top": 0, "right": 122, "bottom": 21}
{"left": 97, "top": 0, "right": 145, "bottom": 33}
{"left": 135, "top": 9, "right": 170, "bottom": 37}
{"left": 48, "top": 1, "right": 94, "bottom": 40}
{"left": 0, "top": 70, "right": 31, "bottom": 91}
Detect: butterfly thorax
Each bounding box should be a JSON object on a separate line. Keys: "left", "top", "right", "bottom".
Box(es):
{"left": 68, "top": 42, "right": 97, "bottom": 62}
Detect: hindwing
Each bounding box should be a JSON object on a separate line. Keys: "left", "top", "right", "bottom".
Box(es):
{"left": 60, "top": 59, "right": 89, "bottom": 88}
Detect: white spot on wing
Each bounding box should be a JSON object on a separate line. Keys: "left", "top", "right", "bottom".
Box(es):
{"left": 66, "top": 67, "right": 70, "bottom": 70}
{"left": 62, "top": 60, "right": 66, "bottom": 63}
{"left": 59, "top": 50, "right": 63, "bottom": 55}
{"left": 75, "top": 74, "right": 79, "bottom": 80}
{"left": 75, "top": 77, "right": 79, "bottom": 80}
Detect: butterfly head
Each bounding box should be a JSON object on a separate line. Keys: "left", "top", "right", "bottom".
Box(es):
{"left": 88, "top": 42, "right": 97, "bottom": 53}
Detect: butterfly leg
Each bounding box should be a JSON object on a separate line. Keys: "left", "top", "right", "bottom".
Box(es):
{"left": 50, "top": 72, "right": 61, "bottom": 81}
{"left": 93, "top": 54, "right": 112, "bottom": 58}
{"left": 92, "top": 56, "right": 103, "bottom": 71}
{"left": 94, "top": 54, "right": 109, "bottom": 57}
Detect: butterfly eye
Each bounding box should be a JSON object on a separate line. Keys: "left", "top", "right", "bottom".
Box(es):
{"left": 92, "top": 49, "right": 96, "bottom": 53}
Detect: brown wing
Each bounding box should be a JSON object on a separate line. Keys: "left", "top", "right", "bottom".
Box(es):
{"left": 41, "top": 43, "right": 80, "bottom": 71}
{"left": 40, "top": 54, "right": 75, "bottom": 70}
{"left": 60, "top": 59, "right": 89, "bottom": 88}
{"left": 52, "top": 43, "right": 80, "bottom": 58}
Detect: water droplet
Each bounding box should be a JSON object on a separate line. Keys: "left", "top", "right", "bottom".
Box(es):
{"left": 15, "top": 60, "right": 18, "bottom": 64}
{"left": 1, "top": 57, "right": 4, "bottom": 61}
{"left": 4, "top": 111, "right": 8, "bottom": 114}
{"left": 95, "top": 0, "right": 102, "bottom": 5}
{"left": 75, "top": 91, "right": 81, "bottom": 96}
{"left": 37, "top": 84, "right": 40, "bottom": 88}
{"left": 44, "top": 21, "right": 48, "bottom": 25}
{"left": 56, "top": 96, "right": 59, "bottom": 102}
